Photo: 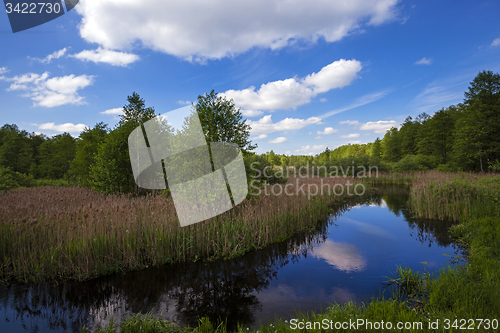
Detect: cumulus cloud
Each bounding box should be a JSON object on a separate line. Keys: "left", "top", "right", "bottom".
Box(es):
{"left": 29, "top": 48, "right": 68, "bottom": 64}
{"left": 339, "top": 120, "right": 360, "bottom": 125}
{"left": 312, "top": 239, "right": 366, "bottom": 272}
{"left": 359, "top": 120, "right": 397, "bottom": 133}
{"left": 248, "top": 115, "right": 322, "bottom": 135}
{"left": 240, "top": 109, "right": 264, "bottom": 117}
{"left": 100, "top": 108, "right": 124, "bottom": 115}
{"left": 70, "top": 48, "right": 139, "bottom": 67}
{"left": 317, "top": 127, "right": 338, "bottom": 135}
{"left": 75, "top": 0, "right": 398, "bottom": 62}
{"left": 1, "top": 71, "right": 94, "bottom": 107}
{"left": 491, "top": 38, "right": 500, "bottom": 47}
{"left": 223, "top": 59, "right": 362, "bottom": 111}
{"left": 340, "top": 133, "right": 360, "bottom": 138}
{"left": 37, "top": 122, "right": 88, "bottom": 133}
{"left": 268, "top": 136, "right": 288, "bottom": 143}
{"left": 415, "top": 57, "right": 432, "bottom": 65}
{"left": 252, "top": 134, "right": 268, "bottom": 140}
{"left": 295, "top": 144, "right": 327, "bottom": 154}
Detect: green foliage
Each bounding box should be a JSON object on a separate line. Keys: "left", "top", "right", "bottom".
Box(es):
{"left": 70, "top": 122, "right": 108, "bottom": 186}
{"left": 195, "top": 89, "right": 256, "bottom": 153}
{"left": 0, "top": 124, "right": 33, "bottom": 175}
{"left": 37, "top": 133, "right": 76, "bottom": 179}
{"left": 119, "top": 92, "right": 157, "bottom": 126}
{"left": 89, "top": 121, "right": 138, "bottom": 194}
{"left": 90, "top": 92, "right": 157, "bottom": 194}
{"left": 0, "top": 167, "right": 33, "bottom": 190}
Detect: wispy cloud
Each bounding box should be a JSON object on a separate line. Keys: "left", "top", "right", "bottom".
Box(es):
{"left": 319, "top": 89, "right": 392, "bottom": 119}
{"left": 70, "top": 48, "right": 139, "bottom": 67}
{"left": 412, "top": 75, "right": 470, "bottom": 113}
{"left": 415, "top": 57, "right": 432, "bottom": 65}
{"left": 491, "top": 38, "right": 500, "bottom": 47}
{"left": 339, "top": 120, "right": 360, "bottom": 126}
{"left": 29, "top": 48, "right": 68, "bottom": 64}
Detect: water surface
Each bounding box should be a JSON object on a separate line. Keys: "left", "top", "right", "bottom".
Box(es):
{"left": 0, "top": 189, "right": 462, "bottom": 332}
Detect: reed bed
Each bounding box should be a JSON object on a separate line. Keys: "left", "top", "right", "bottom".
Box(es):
{"left": 0, "top": 176, "right": 363, "bottom": 283}
{"left": 407, "top": 171, "right": 500, "bottom": 221}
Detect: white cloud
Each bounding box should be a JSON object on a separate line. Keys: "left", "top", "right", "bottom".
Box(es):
{"left": 101, "top": 108, "right": 124, "bottom": 115}
{"left": 491, "top": 38, "right": 500, "bottom": 47}
{"left": 339, "top": 120, "right": 360, "bottom": 125}
{"left": 252, "top": 134, "right": 268, "bottom": 140}
{"left": 29, "top": 48, "right": 68, "bottom": 64}
{"left": 70, "top": 48, "right": 139, "bottom": 67}
{"left": 268, "top": 136, "right": 288, "bottom": 143}
{"left": 223, "top": 59, "right": 361, "bottom": 111}
{"left": 312, "top": 240, "right": 366, "bottom": 273}
{"left": 319, "top": 98, "right": 327, "bottom": 102}
{"left": 240, "top": 109, "right": 264, "bottom": 117}
{"left": 177, "top": 100, "right": 192, "bottom": 105}
{"left": 1, "top": 71, "right": 94, "bottom": 107}
{"left": 295, "top": 144, "right": 327, "bottom": 154}
{"left": 415, "top": 57, "right": 432, "bottom": 65}
{"left": 359, "top": 120, "right": 397, "bottom": 133}
{"left": 248, "top": 115, "right": 322, "bottom": 135}
{"left": 0, "top": 67, "right": 7, "bottom": 74}
{"left": 317, "top": 127, "right": 338, "bottom": 135}
{"left": 340, "top": 133, "right": 360, "bottom": 138}
{"left": 75, "top": 0, "right": 399, "bottom": 62}
{"left": 38, "top": 122, "right": 88, "bottom": 133}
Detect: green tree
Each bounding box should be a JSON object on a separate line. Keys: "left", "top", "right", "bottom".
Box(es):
{"left": 194, "top": 90, "right": 256, "bottom": 153}
{"left": 90, "top": 93, "right": 157, "bottom": 194}
{"left": 454, "top": 71, "right": 500, "bottom": 171}
{"left": 38, "top": 133, "right": 76, "bottom": 179}
{"left": 0, "top": 124, "right": 33, "bottom": 174}
{"left": 119, "top": 92, "right": 157, "bottom": 126}
{"left": 70, "top": 122, "right": 108, "bottom": 186}
{"left": 381, "top": 127, "right": 401, "bottom": 162}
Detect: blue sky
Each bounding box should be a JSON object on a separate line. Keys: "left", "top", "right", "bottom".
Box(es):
{"left": 1, "top": 0, "right": 499, "bottom": 155}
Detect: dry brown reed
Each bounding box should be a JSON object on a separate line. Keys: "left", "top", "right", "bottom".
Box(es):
{"left": 0, "top": 176, "right": 363, "bottom": 282}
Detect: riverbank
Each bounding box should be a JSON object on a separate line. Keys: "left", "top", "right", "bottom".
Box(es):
{"left": 0, "top": 176, "right": 365, "bottom": 283}
{"left": 81, "top": 171, "right": 500, "bottom": 332}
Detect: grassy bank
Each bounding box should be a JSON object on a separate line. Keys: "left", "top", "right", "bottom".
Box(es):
{"left": 83, "top": 171, "right": 500, "bottom": 332}
{"left": 0, "top": 176, "right": 363, "bottom": 283}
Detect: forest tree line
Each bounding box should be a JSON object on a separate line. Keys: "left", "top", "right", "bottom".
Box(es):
{"left": 259, "top": 70, "right": 500, "bottom": 174}
{"left": 0, "top": 71, "right": 499, "bottom": 192}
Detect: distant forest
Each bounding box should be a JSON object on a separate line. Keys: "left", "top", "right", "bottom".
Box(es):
{"left": 1, "top": 70, "right": 499, "bottom": 192}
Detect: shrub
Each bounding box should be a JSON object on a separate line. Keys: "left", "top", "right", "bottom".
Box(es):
{"left": 0, "top": 167, "right": 33, "bottom": 190}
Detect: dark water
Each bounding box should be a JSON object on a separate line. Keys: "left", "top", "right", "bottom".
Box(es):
{"left": 0, "top": 189, "right": 463, "bottom": 332}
